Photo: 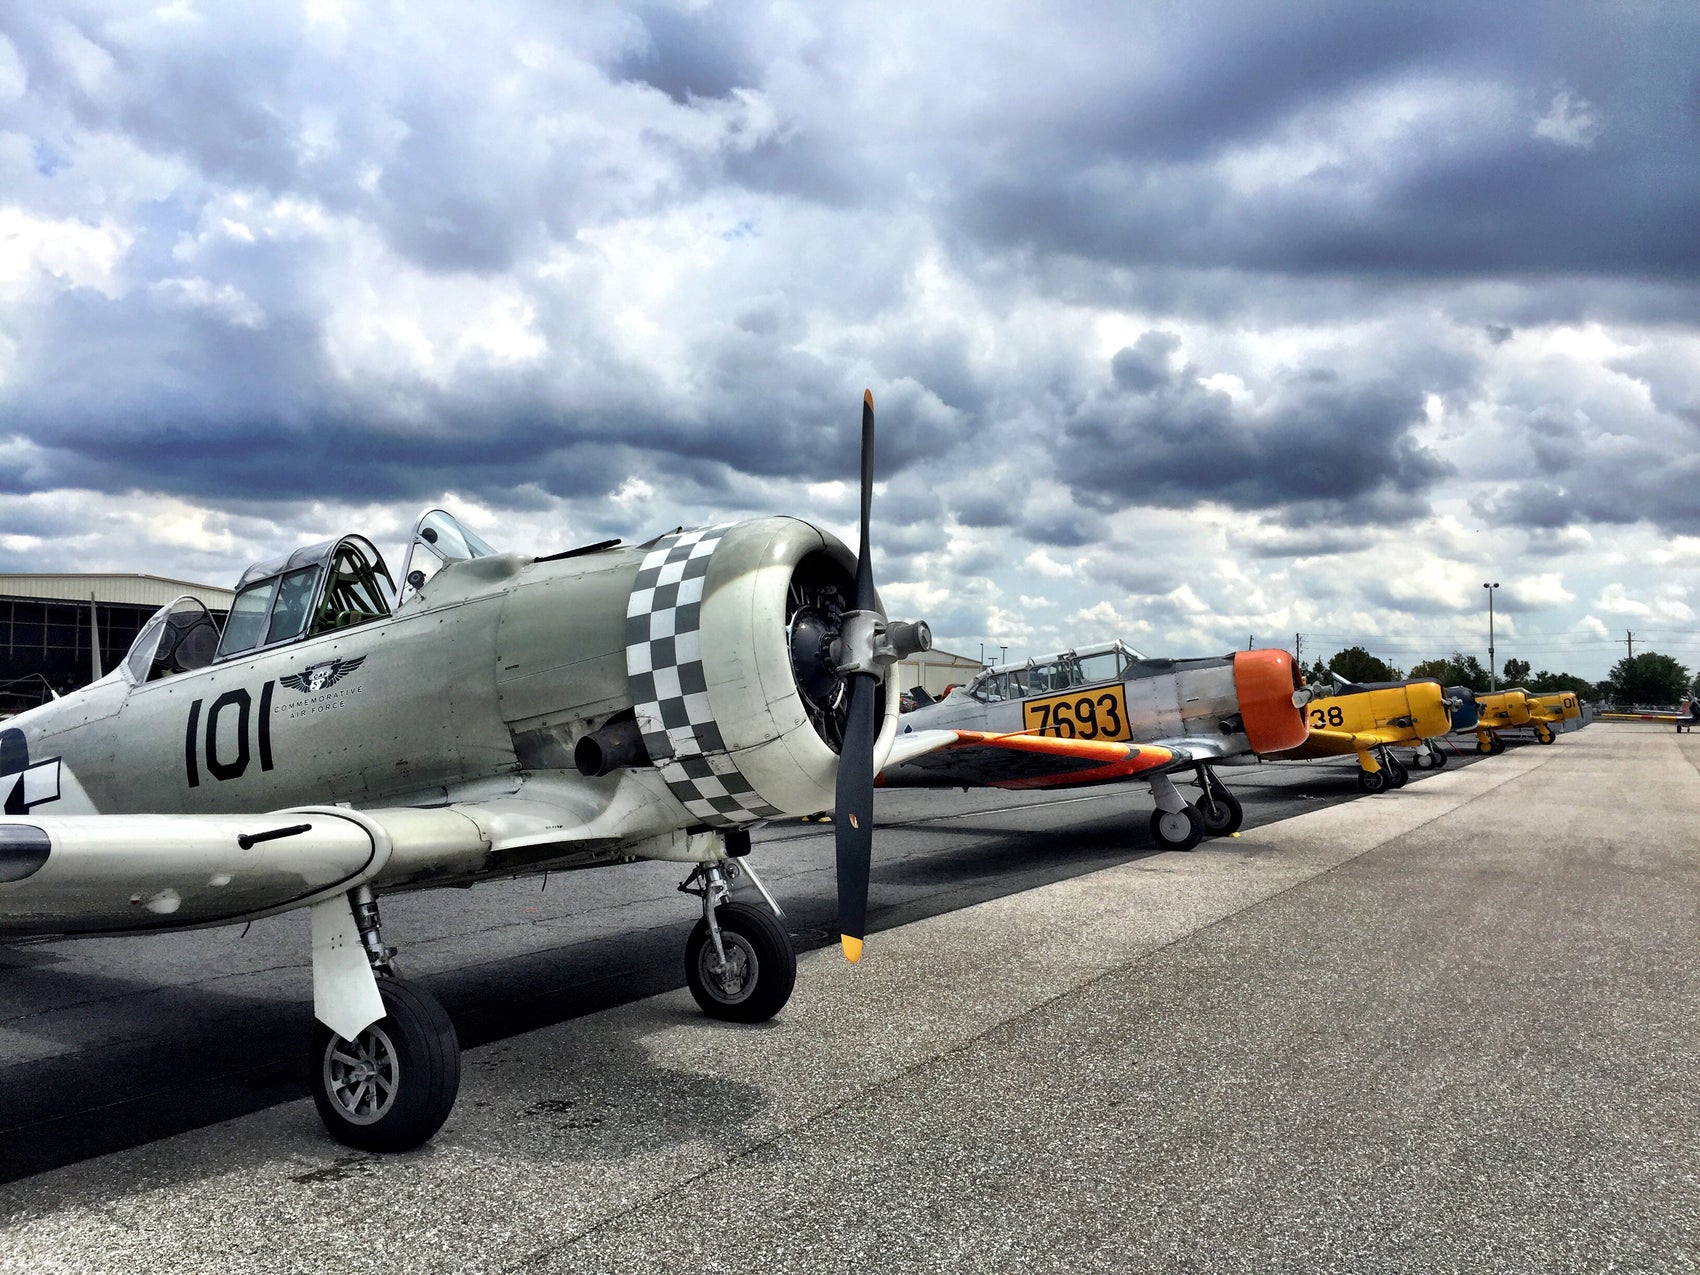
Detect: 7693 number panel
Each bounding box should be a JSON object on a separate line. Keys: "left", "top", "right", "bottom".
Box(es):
{"left": 1022, "top": 684, "right": 1131, "bottom": 742}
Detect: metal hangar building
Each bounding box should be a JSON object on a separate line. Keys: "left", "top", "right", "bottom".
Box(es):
{"left": 0, "top": 574, "right": 234, "bottom": 716}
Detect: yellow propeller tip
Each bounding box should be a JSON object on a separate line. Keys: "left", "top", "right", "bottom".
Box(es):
{"left": 863, "top": 389, "right": 873, "bottom": 407}
{"left": 840, "top": 935, "right": 864, "bottom": 963}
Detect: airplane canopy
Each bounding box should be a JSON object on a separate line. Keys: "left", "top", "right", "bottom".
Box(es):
{"left": 963, "top": 639, "right": 1145, "bottom": 703}
{"left": 217, "top": 535, "right": 396, "bottom": 661}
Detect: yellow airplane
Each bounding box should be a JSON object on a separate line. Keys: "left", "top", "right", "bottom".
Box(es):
{"left": 1470, "top": 688, "right": 1530, "bottom": 753}
{"left": 1267, "top": 675, "right": 1456, "bottom": 793}
{"left": 1473, "top": 687, "right": 1581, "bottom": 751}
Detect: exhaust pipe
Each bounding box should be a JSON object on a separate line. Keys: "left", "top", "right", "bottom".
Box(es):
{"left": 574, "top": 717, "right": 652, "bottom": 778}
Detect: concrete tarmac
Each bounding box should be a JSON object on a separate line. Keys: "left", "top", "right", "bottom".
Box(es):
{"left": 2, "top": 723, "right": 1696, "bottom": 1273}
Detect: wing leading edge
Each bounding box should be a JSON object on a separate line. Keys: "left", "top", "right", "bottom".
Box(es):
{"left": 880, "top": 729, "right": 1189, "bottom": 790}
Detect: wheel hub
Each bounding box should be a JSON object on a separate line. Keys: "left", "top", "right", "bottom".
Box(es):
{"left": 324, "top": 1025, "right": 400, "bottom": 1125}
{"left": 703, "top": 934, "right": 758, "bottom": 1003}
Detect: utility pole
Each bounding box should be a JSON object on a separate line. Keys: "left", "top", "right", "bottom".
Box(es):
{"left": 1483, "top": 581, "right": 1500, "bottom": 691}
{"left": 1626, "top": 631, "right": 1634, "bottom": 660}
{"left": 1247, "top": 634, "right": 1254, "bottom": 650}
{"left": 1294, "top": 633, "right": 1302, "bottom": 664}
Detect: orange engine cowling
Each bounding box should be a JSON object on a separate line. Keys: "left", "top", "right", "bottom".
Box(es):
{"left": 1232, "top": 649, "right": 1309, "bottom": 755}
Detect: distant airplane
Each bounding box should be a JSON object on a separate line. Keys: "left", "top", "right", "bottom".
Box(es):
{"left": 1266, "top": 674, "right": 1457, "bottom": 791}
{"left": 1472, "top": 688, "right": 1583, "bottom": 751}
{"left": 0, "top": 394, "right": 932, "bottom": 1152}
{"left": 879, "top": 640, "right": 1310, "bottom": 851}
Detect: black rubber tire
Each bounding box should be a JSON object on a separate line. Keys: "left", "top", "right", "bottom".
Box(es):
{"left": 1149, "top": 804, "right": 1206, "bottom": 851}
{"left": 1536, "top": 727, "right": 1555, "bottom": 745}
{"left": 1357, "top": 767, "right": 1389, "bottom": 794}
{"left": 1476, "top": 736, "right": 1494, "bottom": 755}
{"left": 311, "top": 977, "right": 460, "bottom": 1153}
{"left": 685, "top": 901, "right": 797, "bottom": 1024}
{"left": 1196, "top": 781, "right": 1244, "bottom": 836}
{"left": 1387, "top": 758, "right": 1410, "bottom": 788}
{"left": 1489, "top": 735, "right": 1507, "bottom": 755}
{"left": 1432, "top": 746, "right": 1448, "bottom": 769}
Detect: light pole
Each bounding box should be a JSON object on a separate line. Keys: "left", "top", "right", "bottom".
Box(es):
{"left": 999, "top": 644, "right": 1008, "bottom": 666}
{"left": 1483, "top": 582, "right": 1500, "bottom": 690}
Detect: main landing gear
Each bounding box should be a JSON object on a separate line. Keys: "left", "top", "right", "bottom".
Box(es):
{"left": 311, "top": 886, "right": 461, "bottom": 1152}
{"left": 1476, "top": 730, "right": 1506, "bottom": 756}
{"left": 1192, "top": 766, "right": 1244, "bottom": 836}
{"left": 309, "top": 847, "right": 799, "bottom": 1153}
{"left": 1147, "top": 771, "right": 1206, "bottom": 851}
{"left": 679, "top": 857, "right": 797, "bottom": 1023}
{"left": 1356, "top": 747, "right": 1409, "bottom": 794}
{"left": 1410, "top": 741, "right": 1448, "bottom": 770}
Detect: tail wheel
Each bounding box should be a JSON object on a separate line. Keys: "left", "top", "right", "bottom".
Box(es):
{"left": 1357, "top": 768, "right": 1389, "bottom": 795}
{"left": 312, "top": 978, "right": 460, "bottom": 1152}
{"left": 1150, "top": 804, "right": 1206, "bottom": 851}
{"left": 686, "top": 901, "right": 797, "bottom": 1024}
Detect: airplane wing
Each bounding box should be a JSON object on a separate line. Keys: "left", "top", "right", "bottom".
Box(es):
{"left": 879, "top": 729, "right": 1188, "bottom": 790}
{"left": 1303, "top": 726, "right": 1415, "bottom": 751}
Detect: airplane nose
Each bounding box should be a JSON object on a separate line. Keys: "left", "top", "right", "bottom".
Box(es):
{"left": 1232, "top": 649, "right": 1310, "bottom": 755}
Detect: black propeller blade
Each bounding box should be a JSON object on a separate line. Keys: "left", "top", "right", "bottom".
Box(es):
{"left": 835, "top": 391, "right": 879, "bottom": 963}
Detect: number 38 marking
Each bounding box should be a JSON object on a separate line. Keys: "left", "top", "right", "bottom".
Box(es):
{"left": 185, "top": 682, "right": 276, "bottom": 787}
{"left": 1308, "top": 705, "right": 1345, "bottom": 729}
{"left": 1023, "top": 687, "right": 1129, "bottom": 741}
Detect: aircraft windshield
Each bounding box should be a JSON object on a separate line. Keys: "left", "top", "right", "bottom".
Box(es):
{"left": 399, "top": 509, "right": 500, "bottom": 602}
{"left": 220, "top": 579, "right": 277, "bottom": 657}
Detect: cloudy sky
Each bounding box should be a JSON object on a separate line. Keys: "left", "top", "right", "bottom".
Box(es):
{"left": 3, "top": 0, "right": 1698, "bottom": 682}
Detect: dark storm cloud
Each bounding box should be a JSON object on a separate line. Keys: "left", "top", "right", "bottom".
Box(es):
{"left": 3, "top": 0, "right": 1698, "bottom": 589}
{"left": 944, "top": 3, "right": 1700, "bottom": 285}
{"left": 1484, "top": 458, "right": 1700, "bottom": 537}
{"left": 1, "top": 272, "right": 942, "bottom": 511}
{"left": 1056, "top": 340, "right": 1451, "bottom": 526}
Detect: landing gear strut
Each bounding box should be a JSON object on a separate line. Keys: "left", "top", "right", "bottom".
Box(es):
{"left": 311, "top": 886, "right": 461, "bottom": 1152}
{"left": 679, "top": 860, "right": 797, "bottom": 1023}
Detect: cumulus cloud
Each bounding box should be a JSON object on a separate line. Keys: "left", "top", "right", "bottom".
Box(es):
{"left": 1, "top": 0, "right": 1697, "bottom": 680}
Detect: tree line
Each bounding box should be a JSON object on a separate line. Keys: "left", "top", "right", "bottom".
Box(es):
{"left": 1300, "top": 646, "right": 1698, "bottom": 708}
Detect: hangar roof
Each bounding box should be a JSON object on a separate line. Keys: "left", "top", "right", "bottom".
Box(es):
{"left": 0, "top": 573, "right": 234, "bottom": 610}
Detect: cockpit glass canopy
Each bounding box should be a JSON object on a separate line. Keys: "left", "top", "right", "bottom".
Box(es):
{"left": 123, "top": 597, "right": 222, "bottom": 683}
{"left": 966, "top": 640, "right": 1143, "bottom": 703}
{"left": 216, "top": 535, "right": 395, "bottom": 660}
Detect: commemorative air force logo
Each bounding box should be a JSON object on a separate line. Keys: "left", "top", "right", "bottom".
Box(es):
{"left": 281, "top": 656, "right": 366, "bottom": 694}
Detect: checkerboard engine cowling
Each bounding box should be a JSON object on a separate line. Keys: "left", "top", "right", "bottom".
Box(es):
{"left": 625, "top": 526, "right": 784, "bottom": 825}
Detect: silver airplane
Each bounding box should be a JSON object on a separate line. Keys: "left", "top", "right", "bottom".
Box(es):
{"left": 0, "top": 394, "right": 929, "bottom": 1152}
{"left": 881, "top": 640, "right": 1310, "bottom": 850}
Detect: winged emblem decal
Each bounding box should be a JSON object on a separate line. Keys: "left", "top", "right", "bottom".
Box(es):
{"left": 281, "top": 656, "right": 367, "bottom": 694}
